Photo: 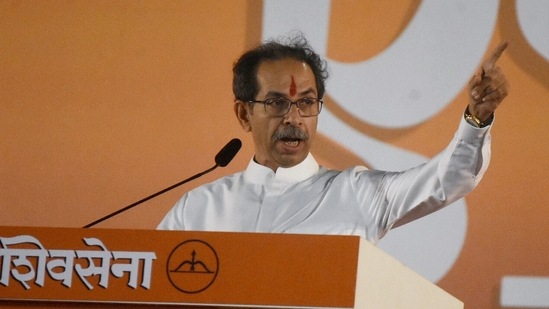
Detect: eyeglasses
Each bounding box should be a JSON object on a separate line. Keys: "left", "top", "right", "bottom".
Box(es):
{"left": 248, "top": 97, "right": 323, "bottom": 117}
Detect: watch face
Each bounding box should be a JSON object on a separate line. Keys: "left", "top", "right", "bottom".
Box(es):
{"left": 465, "top": 115, "right": 481, "bottom": 127}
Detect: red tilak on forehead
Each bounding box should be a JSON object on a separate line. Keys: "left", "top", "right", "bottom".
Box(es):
{"left": 289, "top": 75, "right": 297, "bottom": 96}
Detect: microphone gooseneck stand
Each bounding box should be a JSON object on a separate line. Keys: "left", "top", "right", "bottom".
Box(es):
{"left": 83, "top": 138, "right": 242, "bottom": 228}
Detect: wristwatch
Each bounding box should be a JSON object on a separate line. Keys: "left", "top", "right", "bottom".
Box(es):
{"left": 464, "top": 108, "right": 493, "bottom": 128}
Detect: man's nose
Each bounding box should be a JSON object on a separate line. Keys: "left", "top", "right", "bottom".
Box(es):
{"left": 284, "top": 104, "right": 302, "bottom": 125}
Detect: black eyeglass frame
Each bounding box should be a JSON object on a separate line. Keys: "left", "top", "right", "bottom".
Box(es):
{"left": 247, "top": 97, "right": 323, "bottom": 117}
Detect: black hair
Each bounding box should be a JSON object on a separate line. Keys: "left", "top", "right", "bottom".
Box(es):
{"left": 232, "top": 34, "right": 329, "bottom": 102}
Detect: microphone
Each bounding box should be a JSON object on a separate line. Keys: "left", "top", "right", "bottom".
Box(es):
{"left": 83, "top": 138, "right": 242, "bottom": 228}
{"left": 215, "top": 138, "right": 242, "bottom": 167}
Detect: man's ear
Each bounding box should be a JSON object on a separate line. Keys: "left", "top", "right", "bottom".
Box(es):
{"left": 234, "top": 100, "right": 252, "bottom": 132}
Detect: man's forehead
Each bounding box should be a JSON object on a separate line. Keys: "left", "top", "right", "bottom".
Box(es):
{"left": 257, "top": 58, "right": 310, "bottom": 75}
{"left": 289, "top": 75, "right": 297, "bottom": 96}
{"left": 256, "top": 60, "right": 314, "bottom": 86}
{"left": 253, "top": 59, "right": 318, "bottom": 99}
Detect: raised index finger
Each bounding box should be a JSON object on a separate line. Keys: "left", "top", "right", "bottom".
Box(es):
{"left": 482, "top": 41, "right": 509, "bottom": 73}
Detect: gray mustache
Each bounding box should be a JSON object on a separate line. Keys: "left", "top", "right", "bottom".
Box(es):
{"left": 272, "top": 126, "right": 309, "bottom": 141}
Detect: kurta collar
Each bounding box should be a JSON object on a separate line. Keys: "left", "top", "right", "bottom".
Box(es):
{"left": 244, "top": 153, "right": 320, "bottom": 184}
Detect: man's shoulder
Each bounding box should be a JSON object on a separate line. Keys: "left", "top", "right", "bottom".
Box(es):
{"left": 318, "top": 165, "right": 369, "bottom": 176}
{"left": 315, "top": 165, "right": 389, "bottom": 187}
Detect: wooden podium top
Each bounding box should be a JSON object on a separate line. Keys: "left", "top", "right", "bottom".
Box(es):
{"left": 0, "top": 226, "right": 462, "bottom": 308}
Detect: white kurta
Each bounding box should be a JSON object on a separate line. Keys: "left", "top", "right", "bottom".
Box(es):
{"left": 158, "top": 117, "right": 491, "bottom": 243}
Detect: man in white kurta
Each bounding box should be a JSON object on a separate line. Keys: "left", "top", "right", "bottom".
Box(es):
{"left": 158, "top": 116, "right": 490, "bottom": 243}
{"left": 158, "top": 36, "right": 508, "bottom": 243}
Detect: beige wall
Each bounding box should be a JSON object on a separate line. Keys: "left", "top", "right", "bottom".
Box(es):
{"left": 1, "top": 1, "right": 548, "bottom": 308}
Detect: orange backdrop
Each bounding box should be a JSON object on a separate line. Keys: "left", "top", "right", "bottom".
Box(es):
{"left": 1, "top": 1, "right": 548, "bottom": 308}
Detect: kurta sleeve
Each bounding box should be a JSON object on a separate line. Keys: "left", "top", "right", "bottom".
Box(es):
{"left": 355, "top": 115, "right": 492, "bottom": 241}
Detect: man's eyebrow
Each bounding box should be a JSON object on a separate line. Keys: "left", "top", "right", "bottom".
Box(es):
{"left": 299, "top": 87, "right": 317, "bottom": 96}
{"left": 264, "top": 91, "right": 286, "bottom": 98}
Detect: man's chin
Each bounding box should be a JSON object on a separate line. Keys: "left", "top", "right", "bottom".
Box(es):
{"left": 276, "top": 152, "right": 308, "bottom": 168}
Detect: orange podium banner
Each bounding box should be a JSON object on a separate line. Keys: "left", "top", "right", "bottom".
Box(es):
{"left": 0, "top": 226, "right": 462, "bottom": 308}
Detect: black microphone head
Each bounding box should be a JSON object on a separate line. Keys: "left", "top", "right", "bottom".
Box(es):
{"left": 215, "top": 138, "right": 242, "bottom": 167}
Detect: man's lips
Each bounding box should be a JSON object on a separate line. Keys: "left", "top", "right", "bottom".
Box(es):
{"left": 276, "top": 138, "right": 304, "bottom": 152}
{"left": 281, "top": 139, "right": 300, "bottom": 147}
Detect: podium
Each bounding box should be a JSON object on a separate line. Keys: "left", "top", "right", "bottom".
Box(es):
{"left": 0, "top": 226, "right": 463, "bottom": 308}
